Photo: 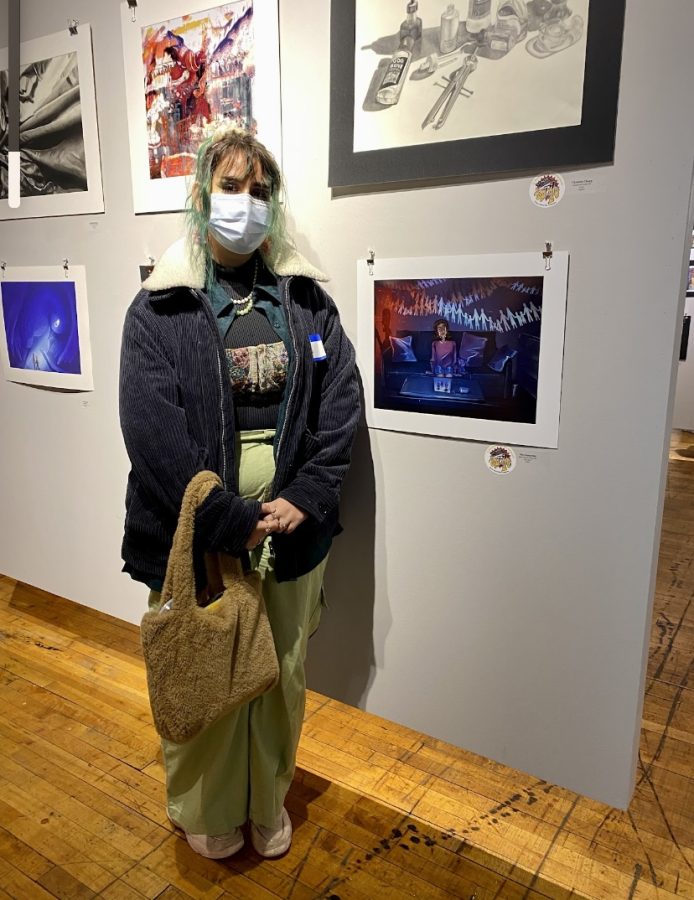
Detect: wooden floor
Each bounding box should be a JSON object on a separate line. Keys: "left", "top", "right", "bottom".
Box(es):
{"left": 0, "top": 436, "right": 693, "bottom": 899}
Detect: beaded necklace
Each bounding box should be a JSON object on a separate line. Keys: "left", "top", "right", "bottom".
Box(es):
{"left": 227, "top": 256, "right": 259, "bottom": 317}
{"left": 208, "top": 255, "right": 260, "bottom": 319}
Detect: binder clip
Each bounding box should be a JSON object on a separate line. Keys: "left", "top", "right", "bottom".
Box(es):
{"left": 63, "top": 258, "right": 70, "bottom": 278}
{"left": 542, "top": 241, "right": 553, "bottom": 271}
{"left": 1, "top": 261, "right": 7, "bottom": 279}
{"left": 127, "top": 0, "right": 138, "bottom": 21}
{"left": 366, "top": 249, "right": 376, "bottom": 277}
{"left": 68, "top": 19, "right": 79, "bottom": 36}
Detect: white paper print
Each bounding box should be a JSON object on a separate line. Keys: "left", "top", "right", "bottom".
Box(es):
{"left": 358, "top": 251, "right": 570, "bottom": 448}
{"left": 0, "top": 27, "right": 104, "bottom": 219}
{"left": 353, "top": 0, "right": 589, "bottom": 154}
{"left": 485, "top": 445, "right": 517, "bottom": 474}
{"left": 121, "top": 0, "right": 281, "bottom": 214}
{"left": 0, "top": 266, "right": 94, "bottom": 391}
{"left": 530, "top": 172, "right": 565, "bottom": 207}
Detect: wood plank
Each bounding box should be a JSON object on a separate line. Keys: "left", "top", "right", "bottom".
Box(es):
{"left": 287, "top": 772, "right": 566, "bottom": 899}
{"left": 0, "top": 677, "right": 158, "bottom": 770}
{"left": 0, "top": 824, "right": 54, "bottom": 882}
{"left": 0, "top": 857, "right": 56, "bottom": 899}
{"left": 37, "top": 866, "right": 99, "bottom": 899}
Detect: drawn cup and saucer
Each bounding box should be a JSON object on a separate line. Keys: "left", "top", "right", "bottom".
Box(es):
{"left": 526, "top": 15, "right": 584, "bottom": 58}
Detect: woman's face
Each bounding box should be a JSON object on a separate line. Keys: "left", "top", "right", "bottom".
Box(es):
{"left": 206, "top": 150, "right": 274, "bottom": 265}
{"left": 436, "top": 323, "right": 448, "bottom": 340}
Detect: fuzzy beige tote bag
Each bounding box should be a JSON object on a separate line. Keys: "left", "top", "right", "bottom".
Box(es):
{"left": 140, "top": 470, "right": 279, "bottom": 743}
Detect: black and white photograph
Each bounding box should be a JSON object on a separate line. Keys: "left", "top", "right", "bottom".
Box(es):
{"left": 0, "top": 26, "right": 104, "bottom": 219}
{"left": 358, "top": 251, "right": 569, "bottom": 447}
{"left": 330, "top": 0, "right": 626, "bottom": 188}
{"left": 0, "top": 52, "right": 86, "bottom": 197}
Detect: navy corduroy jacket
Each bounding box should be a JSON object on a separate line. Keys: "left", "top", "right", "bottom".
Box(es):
{"left": 119, "top": 239, "right": 360, "bottom": 584}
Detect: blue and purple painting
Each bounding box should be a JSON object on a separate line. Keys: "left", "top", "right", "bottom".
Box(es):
{"left": 1, "top": 281, "right": 82, "bottom": 374}
{"left": 374, "top": 275, "right": 544, "bottom": 424}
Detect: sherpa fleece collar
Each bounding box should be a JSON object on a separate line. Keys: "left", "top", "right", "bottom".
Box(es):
{"left": 143, "top": 236, "right": 328, "bottom": 292}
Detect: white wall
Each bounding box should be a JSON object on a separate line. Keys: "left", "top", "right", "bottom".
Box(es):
{"left": 1, "top": 0, "right": 693, "bottom": 809}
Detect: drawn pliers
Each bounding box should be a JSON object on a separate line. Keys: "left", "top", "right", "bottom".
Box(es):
{"left": 422, "top": 50, "right": 478, "bottom": 130}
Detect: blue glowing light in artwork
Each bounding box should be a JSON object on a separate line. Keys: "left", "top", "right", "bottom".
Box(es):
{"left": 1, "top": 281, "right": 81, "bottom": 374}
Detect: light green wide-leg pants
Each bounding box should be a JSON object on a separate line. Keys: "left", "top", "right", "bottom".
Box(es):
{"left": 148, "top": 429, "right": 326, "bottom": 833}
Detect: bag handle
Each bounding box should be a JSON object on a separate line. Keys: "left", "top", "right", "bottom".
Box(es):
{"left": 160, "top": 470, "right": 222, "bottom": 611}
{"left": 205, "top": 550, "right": 263, "bottom": 598}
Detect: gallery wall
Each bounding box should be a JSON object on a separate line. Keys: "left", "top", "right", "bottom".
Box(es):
{"left": 1, "top": 0, "right": 693, "bottom": 809}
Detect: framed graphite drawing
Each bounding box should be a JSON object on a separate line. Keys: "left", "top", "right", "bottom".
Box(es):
{"left": 358, "top": 251, "right": 569, "bottom": 447}
{"left": 0, "top": 26, "right": 104, "bottom": 219}
{"left": 121, "top": 0, "right": 281, "bottom": 214}
{"left": 330, "top": 0, "right": 626, "bottom": 189}
{"left": 0, "top": 266, "right": 94, "bottom": 390}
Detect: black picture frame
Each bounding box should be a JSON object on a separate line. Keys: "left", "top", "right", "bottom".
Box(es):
{"left": 329, "top": 1, "right": 626, "bottom": 190}
{"left": 680, "top": 316, "right": 691, "bottom": 362}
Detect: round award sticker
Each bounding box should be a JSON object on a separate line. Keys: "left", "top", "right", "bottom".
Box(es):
{"left": 485, "top": 445, "right": 517, "bottom": 475}
{"left": 530, "top": 172, "right": 565, "bottom": 208}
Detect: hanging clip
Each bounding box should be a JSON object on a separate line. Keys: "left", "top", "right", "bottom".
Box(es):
{"left": 1, "top": 261, "right": 7, "bottom": 279}
{"left": 63, "top": 258, "right": 70, "bottom": 278}
{"left": 366, "top": 249, "right": 376, "bottom": 277}
{"left": 542, "top": 241, "right": 553, "bottom": 271}
{"left": 127, "top": 0, "right": 138, "bottom": 22}
{"left": 148, "top": 255, "right": 155, "bottom": 266}
{"left": 68, "top": 18, "right": 79, "bottom": 36}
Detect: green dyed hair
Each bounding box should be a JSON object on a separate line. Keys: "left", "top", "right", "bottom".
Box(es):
{"left": 185, "top": 127, "right": 291, "bottom": 285}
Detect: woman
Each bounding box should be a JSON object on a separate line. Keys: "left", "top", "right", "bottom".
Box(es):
{"left": 430, "top": 317, "right": 456, "bottom": 376}
{"left": 119, "top": 128, "right": 359, "bottom": 859}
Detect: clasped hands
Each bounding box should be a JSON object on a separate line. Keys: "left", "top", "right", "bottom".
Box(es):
{"left": 245, "top": 498, "right": 308, "bottom": 550}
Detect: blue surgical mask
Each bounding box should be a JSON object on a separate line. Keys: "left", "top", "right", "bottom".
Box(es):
{"left": 208, "top": 192, "right": 272, "bottom": 255}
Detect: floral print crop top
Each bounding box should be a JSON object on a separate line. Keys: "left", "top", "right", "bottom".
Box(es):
{"left": 225, "top": 341, "right": 289, "bottom": 398}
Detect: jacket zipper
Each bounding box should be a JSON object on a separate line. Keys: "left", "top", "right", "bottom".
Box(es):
{"left": 215, "top": 348, "right": 228, "bottom": 490}
{"left": 273, "top": 276, "right": 297, "bottom": 491}
{"left": 193, "top": 288, "right": 231, "bottom": 491}
{"left": 270, "top": 277, "right": 297, "bottom": 559}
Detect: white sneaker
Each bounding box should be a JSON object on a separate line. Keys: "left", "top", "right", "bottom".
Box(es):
{"left": 168, "top": 812, "right": 244, "bottom": 859}
{"left": 250, "top": 807, "right": 293, "bottom": 858}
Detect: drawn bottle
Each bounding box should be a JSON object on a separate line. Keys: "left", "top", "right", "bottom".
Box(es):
{"left": 375, "top": 42, "right": 413, "bottom": 106}
{"left": 376, "top": 2, "right": 422, "bottom": 106}
{"left": 400, "top": 0, "right": 423, "bottom": 46}
{"left": 466, "top": 0, "right": 496, "bottom": 34}
{"left": 440, "top": 4, "right": 460, "bottom": 54}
